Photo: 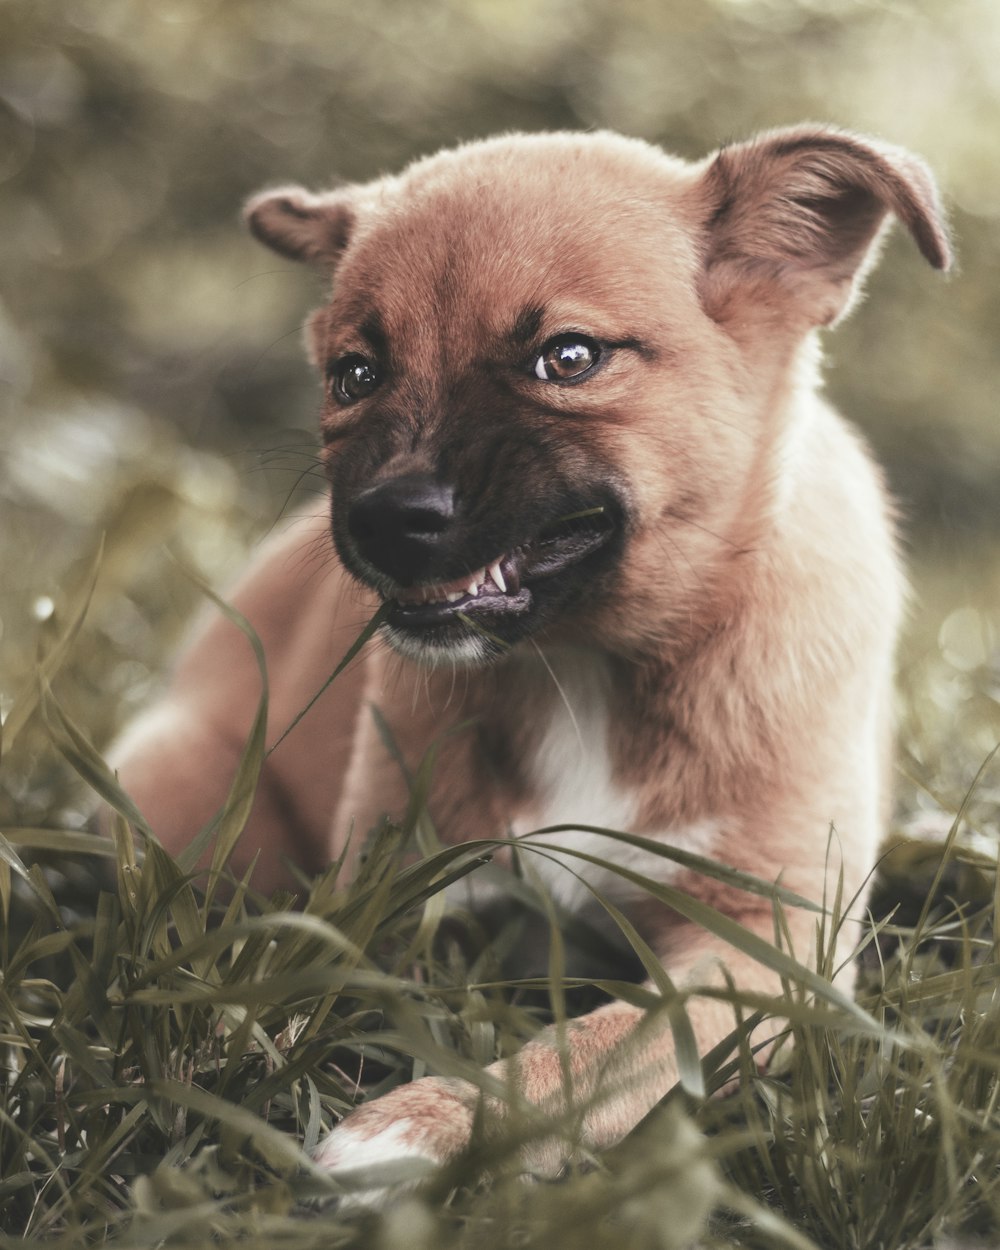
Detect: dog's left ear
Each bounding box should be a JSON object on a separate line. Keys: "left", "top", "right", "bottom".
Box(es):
{"left": 244, "top": 185, "right": 355, "bottom": 267}
{"left": 696, "top": 126, "right": 951, "bottom": 328}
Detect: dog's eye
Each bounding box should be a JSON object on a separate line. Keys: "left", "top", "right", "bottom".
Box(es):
{"left": 533, "top": 335, "right": 601, "bottom": 382}
{"left": 330, "top": 354, "right": 380, "bottom": 404}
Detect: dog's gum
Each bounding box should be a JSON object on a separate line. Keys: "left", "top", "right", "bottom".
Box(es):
{"left": 500, "top": 554, "right": 521, "bottom": 595}
{"left": 394, "top": 557, "right": 513, "bottom": 607}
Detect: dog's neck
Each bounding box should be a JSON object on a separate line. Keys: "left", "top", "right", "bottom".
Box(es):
{"left": 725, "top": 334, "right": 827, "bottom": 552}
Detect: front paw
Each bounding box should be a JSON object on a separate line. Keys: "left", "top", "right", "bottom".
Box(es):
{"left": 315, "top": 1075, "right": 477, "bottom": 1207}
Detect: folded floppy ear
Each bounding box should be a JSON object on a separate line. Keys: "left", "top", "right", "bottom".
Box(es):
{"left": 696, "top": 126, "right": 951, "bottom": 328}
{"left": 244, "top": 185, "right": 355, "bottom": 266}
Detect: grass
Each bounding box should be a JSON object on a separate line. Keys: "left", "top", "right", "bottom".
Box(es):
{"left": 1, "top": 551, "right": 999, "bottom": 1248}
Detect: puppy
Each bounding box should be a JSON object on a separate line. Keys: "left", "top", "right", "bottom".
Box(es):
{"left": 110, "top": 127, "right": 950, "bottom": 1185}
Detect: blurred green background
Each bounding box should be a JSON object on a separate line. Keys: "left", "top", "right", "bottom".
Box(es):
{"left": 2, "top": 0, "right": 999, "bottom": 833}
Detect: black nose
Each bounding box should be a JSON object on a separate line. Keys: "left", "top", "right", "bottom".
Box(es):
{"left": 348, "top": 473, "right": 456, "bottom": 584}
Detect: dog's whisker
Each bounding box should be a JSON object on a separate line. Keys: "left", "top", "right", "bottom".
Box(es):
{"left": 243, "top": 318, "right": 315, "bottom": 381}
{"left": 642, "top": 533, "right": 694, "bottom": 609}
{"left": 248, "top": 451, "right": 324, "bottom": 471}
{"left": 529, "top": 638, "right": 586, "bottom": 761}
{"left": 696, "top": 410, "right": 755, "bottom": 440}
{"left": 268, "top": 474, "right": 331, "bottom": 526}
{"left": 287, "top": 529, "right": 338, "bottom": 586}
{"left": 444, "top": 655, "right": 459, "bottom": 711}
{"left": 679, "top": 517, "right": 754, "bottom": 554}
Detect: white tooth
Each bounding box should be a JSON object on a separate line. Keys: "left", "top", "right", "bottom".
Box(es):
{"left": 445, "top": 590, "right": 463, "bottom": 603}
{"left": 488, "top": 559, "right": 507, "bottom": 593}
{"left": 466, "top": 574, "right": 481, "bottom": 596}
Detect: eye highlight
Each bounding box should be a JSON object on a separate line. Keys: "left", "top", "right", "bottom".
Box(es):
{"left": 330, "top": 353, "right": 380, "bottom": 404}
{"left": 533, "top": 334, "right": 601, "bottom": 382}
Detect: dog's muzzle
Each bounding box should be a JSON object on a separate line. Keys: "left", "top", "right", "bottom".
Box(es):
{"left": 344, "top": 470, "right": 619, "bottom": 658}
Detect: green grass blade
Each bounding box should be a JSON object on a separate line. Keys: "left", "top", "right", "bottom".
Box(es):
{"left": 521, "top": 823, "right": 825, "bottom": 913}
{"left": 518, "top": 836, "right": 888, "bottom": 1036}
{"left": 267, "top": 600, "right": 391, "bottom": 757}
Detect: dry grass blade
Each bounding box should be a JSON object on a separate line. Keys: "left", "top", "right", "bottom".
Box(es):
{"left": 2, "top": 541, "right": 104, "bottom": 756}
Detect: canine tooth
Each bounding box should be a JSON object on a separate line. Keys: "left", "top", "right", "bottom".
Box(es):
{"left": 488, "top": 559, "right": 507, "bottom": 593}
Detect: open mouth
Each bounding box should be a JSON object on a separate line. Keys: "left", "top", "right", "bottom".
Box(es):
{"left": 387, "top": 506, "right": 616, "bottom": 632}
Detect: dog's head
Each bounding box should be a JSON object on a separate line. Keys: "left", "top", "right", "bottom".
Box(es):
{"left": 247, "top": 128, "right": 949, "bottom": 665}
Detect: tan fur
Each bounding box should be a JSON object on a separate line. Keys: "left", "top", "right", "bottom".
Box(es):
{"left": 109, "top": 127, "right": 949, "bottom": 1191}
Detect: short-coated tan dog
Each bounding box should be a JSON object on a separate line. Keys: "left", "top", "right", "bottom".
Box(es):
{"left": 110, "top": 127, "right": 950, "bottom": 1189}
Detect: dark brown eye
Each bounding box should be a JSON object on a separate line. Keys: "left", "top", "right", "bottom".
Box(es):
{"left": 533, "top": 334, "right": 600, "bottom": 381}
{"left": 330, "top": 354, "right": 380, "bottom": 403}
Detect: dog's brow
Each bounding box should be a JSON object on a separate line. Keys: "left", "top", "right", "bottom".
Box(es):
{"left": 359, "top": 312, "right": 389, "bottom": 357}
{"left": 509, "top": 305, "right": 546, "bottom": 346}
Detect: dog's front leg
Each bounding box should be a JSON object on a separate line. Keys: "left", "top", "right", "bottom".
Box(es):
{"left": 314, "top": 937, "right": 787, "bottom": 1200}
{"left": 312, "top": 1000, "right": 663, "bottom": 1198}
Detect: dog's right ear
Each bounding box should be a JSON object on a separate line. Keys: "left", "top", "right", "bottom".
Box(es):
{"left": 693, "top": 127, "right": 951, "bottom": 330}
{"left": 244, "top": 186, "right": 355, "bottom": 266}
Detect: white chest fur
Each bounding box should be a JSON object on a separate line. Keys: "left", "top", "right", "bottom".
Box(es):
{"left": 512, "top": 652, "right": 718, "bottom": 918}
